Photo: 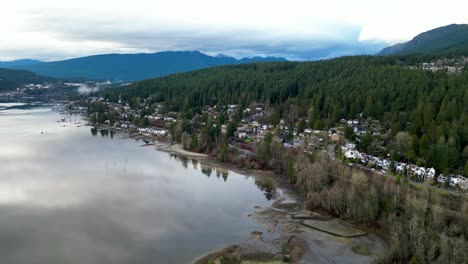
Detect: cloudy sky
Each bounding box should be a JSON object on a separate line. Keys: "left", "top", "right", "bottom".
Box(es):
{"left": 1, "top": 0, "right": 467, "bottom": 61}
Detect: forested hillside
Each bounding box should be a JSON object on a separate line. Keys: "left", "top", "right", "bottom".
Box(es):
{"left": 0, "top": 59, "right": 42, "bottom": 68}
{"left": 105, "top": 56, "right": 467, "bottom": 172}
{"left": 378, "top": 24, "right": 468, "bottom": 56}
{"left": 0, "top": 68, "right": 55, "bottom": 91}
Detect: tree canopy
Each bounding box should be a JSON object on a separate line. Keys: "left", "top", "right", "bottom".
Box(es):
{"left": 103, "top": 55, "right": 468, "bottom": 172}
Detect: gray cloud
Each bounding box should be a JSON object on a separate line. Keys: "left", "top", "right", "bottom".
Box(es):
{"left": 11, "top": 0, "right": 458, "bottom": 61}
{"left": 0, "top": 4, "right": 389, "bottom": 61}
{"left": 1, "top": 0, "right": 467, "bottom": 61}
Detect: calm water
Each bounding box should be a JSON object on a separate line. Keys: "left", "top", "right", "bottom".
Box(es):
{"left": 0, "top": 103, "right": 272, "bottom": 264}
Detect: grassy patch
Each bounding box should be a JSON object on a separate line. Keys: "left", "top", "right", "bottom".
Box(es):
{"left": 351, "top": 245, "right": 373, "bottom": 256}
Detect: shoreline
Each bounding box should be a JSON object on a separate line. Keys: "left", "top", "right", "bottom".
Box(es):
{"left": 85, "top": 124, "right": 389, "bottom": 263}
{"left": 163, "top": 143, "right": 209, "bottom": 158}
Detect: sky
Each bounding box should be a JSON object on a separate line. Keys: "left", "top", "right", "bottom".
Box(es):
{"left": 0, "top": 0, "right": 467, "bottom": 61}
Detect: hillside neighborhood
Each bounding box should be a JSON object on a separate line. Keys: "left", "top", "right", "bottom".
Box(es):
{"left": 71, "top": 97, "right": 468, "bottom": 193}
{"left": 409, "top": 56, "right": 467, "bottom": 73}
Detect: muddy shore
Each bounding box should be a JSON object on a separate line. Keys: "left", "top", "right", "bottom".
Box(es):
{"left": 153, "top": 139, "right": 388, "bottom": 263}
{"left": 91, "top": 126, "right": 389, "bottom": 263}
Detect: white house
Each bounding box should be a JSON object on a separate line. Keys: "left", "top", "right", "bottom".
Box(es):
{"left": 347, "top": 120, "right": 359, "bottom": 126}
{"left": 153, "top": 129, "right": 168, "bottom": 136}
{"left": 344, "top": 149, "right": 359, "bottom": 160}
{"left": 238, "top": 132, "right": 248, "bottom": 138}
{"left": 415, "top": 167, "right": 426, "bottom": 178}
{"left": 395, "top": 163, "right": 406, "bottom": 174}
{"left": 450, "top": 176, "right": 462, "bottom": 187}
{"left": 437, "top": 175, "right": 447, "bottom": 184}
{"left": 164, "top": 117, "right": 176, "bottom": 122}
{"left": 425, "top": 168, "right": 436, "bottom": 179}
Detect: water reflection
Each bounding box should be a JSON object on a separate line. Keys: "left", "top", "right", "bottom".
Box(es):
{"left": 170, "top": 154, "right": 230, "bottom": 182}
{"left": 222, "top": 170, "right": 229, "bottom": 182}
{"left": 192, "top": 159, "right": 199, "bottom": 170}
{"left": 91, "top": 128, "right": 115, "bottom": 139}
{"left": 91, "top": 127, "right": 98, "bottom": 136}
{"left": 0, "top": 104, "right": 270, "bottom": 264}
{"left": 169, "top": 154, "right": 189, "bottom": 169}
{"left": 255, "top": 179, "right": 276, "bottom": 201}
{"left": 100, "top": 129, "right": 109, "bottom": 137}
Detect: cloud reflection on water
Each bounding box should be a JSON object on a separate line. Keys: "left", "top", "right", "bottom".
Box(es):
{"left": 0, "top": 104, "right": 271, "bottom": 264}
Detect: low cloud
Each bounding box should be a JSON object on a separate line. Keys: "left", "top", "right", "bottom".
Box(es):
{"left": 77, "top": 82, "right": 110, "bottom": 95}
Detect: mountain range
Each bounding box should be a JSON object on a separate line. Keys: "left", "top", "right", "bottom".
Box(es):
{"left": 10, "top": 51, "right": 286, "bottom": 82}
{"left": 2, "top": 24, "right": 467, "bottom": 85}
{"left": 378, "top": 24, "right": 468, "bottom": 55}
{"left": 0, "top": 59, "right": 42, "bottom": 68}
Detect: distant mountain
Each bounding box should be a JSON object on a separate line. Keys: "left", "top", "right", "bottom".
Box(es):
{"left": 378, "top": 24, "right": 468, "bottom": 55}
{"left": 0, "top": 68, "right": 56, "bottom": 91}
{"left": 13, "top": 51, "right": 287, "bottom": 82}
{"left": 0, "top": 59, "right": 42, "bottom": 68}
